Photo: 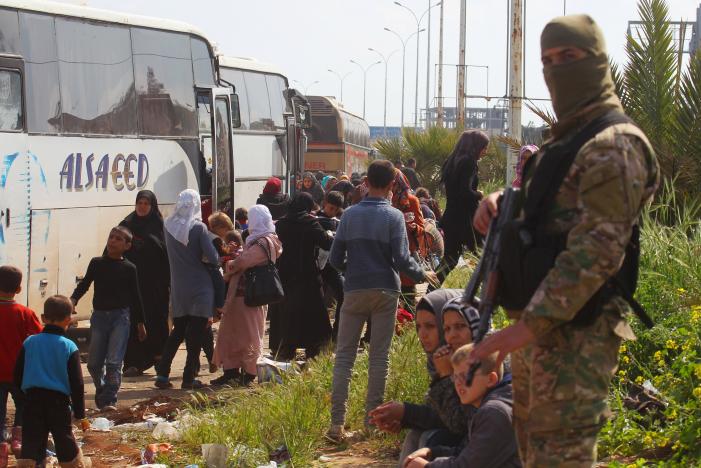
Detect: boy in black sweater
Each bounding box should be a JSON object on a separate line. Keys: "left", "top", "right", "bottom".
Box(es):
{"left": 316, "top": 191, "right": 345, "bottom": 340}
{"left": 14, "top": 295, "right": 91, "bottom": 467}
{"left": 71, "top": 226, "right": 146, "bottom": 410}
{"left": 404, "top": 343, "right": 521, "bottom": 468}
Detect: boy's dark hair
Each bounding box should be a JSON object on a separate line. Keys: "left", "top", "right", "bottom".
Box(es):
{"left": 415, "top": 187, "right": 430, "bottom": 199}
{"left": 225, "top": 229, "right": 243, "bottom": 245}
{"left": 0, "top": 265, "right": 22, "bottom": 292}
{"left": 44, "top": 295, "right": 74, "bottom": 322}
{"left": 324, "top": 191, "right": 344, "bottom": 208}
{"left": 234, "top": 207, "right": 248, "bottom": 222}
{"left": 407, "top": 158, "right": 416, "bottom": 166}
{"left": 367, "top": 160, "right": 396, "bottom": 189}
{"left": 112, "top": 226, "right": 133, "bottom": 244}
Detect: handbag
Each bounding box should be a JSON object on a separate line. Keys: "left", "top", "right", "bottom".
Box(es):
{"left": 244, "top": 238, "right": 284, "bottom": 307}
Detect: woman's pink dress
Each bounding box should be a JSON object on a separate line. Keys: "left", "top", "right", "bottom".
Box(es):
{"left": 213, "top": 235, "right": 282, "bottom": 375}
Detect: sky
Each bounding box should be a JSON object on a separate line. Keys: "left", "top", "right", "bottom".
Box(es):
{"left": 61, "top": 0, "right": 700, "bottom": 128}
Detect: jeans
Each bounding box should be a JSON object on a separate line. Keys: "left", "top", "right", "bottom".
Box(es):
{"left": 330, "top": 289, "right": 398, "bottom": 426}
{"left": 398, "top": 428, "right": 463, "bottom": 467}
{"left": 0, "top": 382, "right": 24, "bottom": 440}
{"left": 87, "top": 308, "right": 130, "bottom": 408}
{"left": 156, "top": 315, "right": 209, "bottom": 384}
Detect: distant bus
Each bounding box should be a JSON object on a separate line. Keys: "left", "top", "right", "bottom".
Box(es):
{"left": 304, "top": 96, "right": 371, "bottom": 175}
{"left": 0, "top": 0, "right": 308, "bottom": 321}
{"left": 218, "top": 57, "right": 305, "bottom": 208}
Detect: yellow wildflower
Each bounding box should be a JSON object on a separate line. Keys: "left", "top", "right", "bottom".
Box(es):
{"left": 654, "top": 351, "right": 664, "bottom": 361}
{"left": 695, "top": 363, "right": 701, "bottom": 379}
{"left": 665, "top": 339, "right": 678, "bottom": 350}
{"left": 621, "top": 355, "right": 630, "bottom": 364}
{"left": 692, "top": 309, "right": 701, "bottom": 323}
{"left": 643, "top": 434, "right": 653, "bottom": 446}
{"left": 618, "top": 369, "right": 627, "bottom": 378}
{"left": 619, "top": 343, "right": 627, "bottom": 353}
{"left": 667, "top": 408, "right": 677, "bottom": 420}
{"left": 635, "top": 376, "right": 644, "bottom": 385}
{"left": 677, "top": 287, "right": 686, "bottom": 294}
{"left": 693, "top": 386, "right": 701, "bottom": 399}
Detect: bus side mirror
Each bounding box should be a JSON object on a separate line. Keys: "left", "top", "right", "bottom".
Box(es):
{"left": 295, "top": 102, "right": 312, "bottom": 129}
{"left": 230, "top": 93, "right": 242, "bottom": 129}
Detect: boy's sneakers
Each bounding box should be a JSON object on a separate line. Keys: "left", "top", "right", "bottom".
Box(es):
{"left": 181, "top": 379, "right": 206, "bottom": 390}
{"left": 325, "top": 425, "right": 355, "bottom": 444}
{"left": 154, "top": 376, "right": 173, "bottom": 389}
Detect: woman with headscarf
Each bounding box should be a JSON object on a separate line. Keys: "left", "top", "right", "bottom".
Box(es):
{"left": 330, "top": 179, "right": 354, "bottom": 208}
{"left": 118, "top": 191, "right": 170, "bottom": 377}
{"left": 155, "top": 189, "right": 219, "bottom": 390}
{"left": 271, "top": 192, "right": 334, "bottom": 360}
{"left": 211, "top": 205, "right": 282, "bottom": 386}
{"left": 512, "top": 144, "right": 540, "bottom": 188}
{"left": 300, "top": 172, "right": 325, "bottom": 206}
{"left": 435, "top": 130, "right": 490, "bottom": 286}
{"left": 256, "top": 177, "right": 290, "bottom": 221}
{"left": 369, "top": 290, "right": 471, "bottom": 466}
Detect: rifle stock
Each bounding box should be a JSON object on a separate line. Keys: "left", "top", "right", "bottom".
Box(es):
{"left": 464, "top": 188, "right": 519, "bottom": 385}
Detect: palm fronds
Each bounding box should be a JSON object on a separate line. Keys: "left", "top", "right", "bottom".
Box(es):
{"left": 525, "top": 101, "right": 556, "bottom": 128}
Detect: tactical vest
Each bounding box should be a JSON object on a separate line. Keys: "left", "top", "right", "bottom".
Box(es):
{"left": 497, "top": 110, "right": 654, "bottom": 328}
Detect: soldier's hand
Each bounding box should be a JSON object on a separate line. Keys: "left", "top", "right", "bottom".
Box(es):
{"left": 433, "top": 345, "right": 454, "bottom": 377}
{"left": 473, "top": 191, "right": 502, "bottom": 235}
{"left": 470, "top": 320, "right": 535, "bottom": 370}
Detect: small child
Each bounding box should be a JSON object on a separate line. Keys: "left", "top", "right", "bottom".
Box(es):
{"left": 0, "top": 266, "right": 42, "bottom": 463}
{"left": 207, "top": 212, "right": 234, "bottom": 309}
{"left": 235, "top": 207, "right": 249, "bottom": 231}
{"left": 71, "top": 226, "right": 146, "bottom": 410}
{"left": 14, "top": 295, "right": 91, "bottom": 467}
{"left": 403, "top": 344, "right": 520, "bottom": 467}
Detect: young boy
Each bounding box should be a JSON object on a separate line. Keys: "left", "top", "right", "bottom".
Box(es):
{"left": 403, "top": 344, "right": 520, "bottom": 468}
{"left": 0, "top": 266, "right": 42, "bottom": 463}
{"left": 234, "top": 207, "right": 249, "bottom": 231}
{"left": 71, "top": 226, "right": 146, "bottom": 410}
{"left": 327, "top": 160, "right": 438, "bottom": 441}
{"left": 316, "top": 191, "right": 344, "bottom": 340}
{"left": 14, "top": 295, "right": 91, "bottom": 468}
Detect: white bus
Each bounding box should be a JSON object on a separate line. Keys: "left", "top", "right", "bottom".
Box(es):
{"left": 0, "top": 1, "right": 309, "bottom": 321}
{"left": 218, "top": 56, "right": 307, "bottom": 208}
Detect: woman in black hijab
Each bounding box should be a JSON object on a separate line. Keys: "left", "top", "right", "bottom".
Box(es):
{"left": 300, "top": 172, "right": 325, "bottom": 207}
{"left": 435, "top": 130, "right": 490, "bottom": 286}
{"left": 270, "top": 192, "right": 334, "bottom": 360}
{"left": 119, "top": 190, "right": 171, "bottom": 376}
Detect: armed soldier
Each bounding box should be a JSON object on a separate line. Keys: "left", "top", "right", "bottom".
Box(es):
{"left": 471, "top": 15, "right": 659, "bottom": 467}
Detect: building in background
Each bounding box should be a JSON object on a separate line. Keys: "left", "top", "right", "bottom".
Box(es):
{"left": 423, "top": 105, "right": 508, "bottom": 135}
{"left": 691, "top": 4, "right": 700, "bottom": 56}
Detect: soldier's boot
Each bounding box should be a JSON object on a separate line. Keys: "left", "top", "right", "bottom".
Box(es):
{"left": 14, "top": 458, "right": 37, "bottom": 468}
{"left": 0, "top": 442, "right": 9, "bottom": 468}
{"left": 58, "top": 449, "right": 92, "bottom": 468}
{"left": 10, "top": 426, "right": 22, "bottom": 457}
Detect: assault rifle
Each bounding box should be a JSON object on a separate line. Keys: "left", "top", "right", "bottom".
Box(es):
{"left": 464, "top": 187, "right": 520, "bottom": 385}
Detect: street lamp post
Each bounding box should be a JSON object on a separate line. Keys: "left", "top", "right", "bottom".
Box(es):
{"left": 291, "top": 79, "right": 320, "bottom": 95}
{"left": 350, "top": 59, "right": 381, "bottom": 120}
{"left": 327, "top": 69, "right": 352, "bottom": 103}
{"left": 368, "top": 48, "right": 398, "bottom": 137}
{"left": 394, "top": 1, "right": 442, "bottom": 129}
{"left": 385, "top": 27, "right": 424, "bottom": 130}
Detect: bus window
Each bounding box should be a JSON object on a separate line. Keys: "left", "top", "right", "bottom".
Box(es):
{"left": 265, "top": 75, "right": 286, "bottom": 129}
{"left": 220, "top": 68, "right": 250, "bottom": 129}
{"left": 191, "top": 37, "right": 215, "bottom": 87}
{"left": 19, "top": 12, "right": 61, "bottom": 133}
{"left": 0, "top": 69, "right": 22, "bottom": 131}
{"left": 0, "top": 9, "right": 20, "bottom": 54}
{"left": 55, "top": 18, "right": 136, "bottom": 135}
{"left": 243, "top": 71, "right": 273, "bottom": 131}
{"left": 214, "top": 97, "right": 232, "bottom": 212}
{"left": 132, "top": 27, "right": 197, "bottom": 137}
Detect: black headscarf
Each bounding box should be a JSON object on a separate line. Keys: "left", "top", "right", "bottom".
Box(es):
{"left": 301, "top": 172, "right": 325, "bottom": 206}
{"left": 331, "top": 180, "right": 354, "bottom": 207}
{"left": 440, "top": 130, "right": 490, "bottom": 184}
{"left": 120, "top": 190, "right": 164, "bottom": 241}
{"left": 416, "top": 289, "right": 463, "bottom": 379}
{"left": 287, "top": 192, "right": 316, "bottom": 221}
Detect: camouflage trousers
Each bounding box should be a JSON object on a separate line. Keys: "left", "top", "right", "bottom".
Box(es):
{"left": 511, "top": 311, "right": 623, "bottom": 467}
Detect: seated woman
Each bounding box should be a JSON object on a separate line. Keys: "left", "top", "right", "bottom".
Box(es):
{"left": 369, "top": 290, "right": 482, "bottom": 466}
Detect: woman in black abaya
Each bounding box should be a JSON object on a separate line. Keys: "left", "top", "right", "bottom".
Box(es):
{"left": 120, "top": 190, "right": 171, "bottom": 376}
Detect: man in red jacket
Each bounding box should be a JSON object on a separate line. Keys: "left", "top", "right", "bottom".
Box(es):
{"left": 0, "top": 265, "right": 42, "bottom": 465}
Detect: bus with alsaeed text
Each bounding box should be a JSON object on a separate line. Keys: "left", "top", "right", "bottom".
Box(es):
{"left": 0, "top": 0, "right": 309, "bottom": 322}
{"left": 304, "top": 95, "right": 371, "bottom": 175}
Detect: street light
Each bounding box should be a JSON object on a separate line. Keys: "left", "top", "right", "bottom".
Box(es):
{"left": 327, "top": 69, "right": 352, "bottom": 103}
{"left": 291, "top": 79, "right": 320, "bottom": 95}
{"left": 394, "top": 0, "right": 442, "bottom": 129}
{"left": 350, "top": 59, "right": 381, "bottom": 120}
{"left": 368, "top": 47, "right": 398, "bottom": 137}
{"left": 385, "top": 27, "right": 425, "bottom": 130}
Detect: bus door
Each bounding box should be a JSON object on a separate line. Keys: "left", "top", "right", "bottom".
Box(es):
{"left": 196, "top": 88, "right": 235, "bottom": 217}
{"left": 0, "top": 55, "right": 30, "bottom": 298}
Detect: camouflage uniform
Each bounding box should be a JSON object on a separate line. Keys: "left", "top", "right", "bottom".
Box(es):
{"left": 510, "top": 121, "right": 659, "bottom": 467}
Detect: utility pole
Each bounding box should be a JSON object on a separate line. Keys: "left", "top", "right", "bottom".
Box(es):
{"left": 386, "top": 27, "right": 424, "bottom": 131}
{"left": 425, "top": 0, "right": 432, "bottom": 128}
{"left": 507, "top": 0, "right": 523, "bottom": 183}
{"left": 457, "top": 0, "right": 466, "bottom": 129}
{"left": 437, "top": 0, "right": 445, "bottom": 127}
{"left": 350, "top": 59, "right": 381, "bottom": 120}
{"left": 369, "top": 48, "right": 397, "bottom": 137}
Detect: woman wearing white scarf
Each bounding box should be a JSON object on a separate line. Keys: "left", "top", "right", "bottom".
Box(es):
{"left": 211, "top": 205, "right": 283, "bottom": 386}
{"left": 156, "top": 189, "right": 219, "bottom": 390}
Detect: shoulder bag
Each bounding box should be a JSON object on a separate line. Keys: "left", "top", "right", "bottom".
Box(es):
{"left": 244, "top": 238, "right": 284, "bottom": 307}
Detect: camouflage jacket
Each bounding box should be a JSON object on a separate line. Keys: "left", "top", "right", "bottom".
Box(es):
{"left": 520, "top": 121, "right": 659, "bottom": 339}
